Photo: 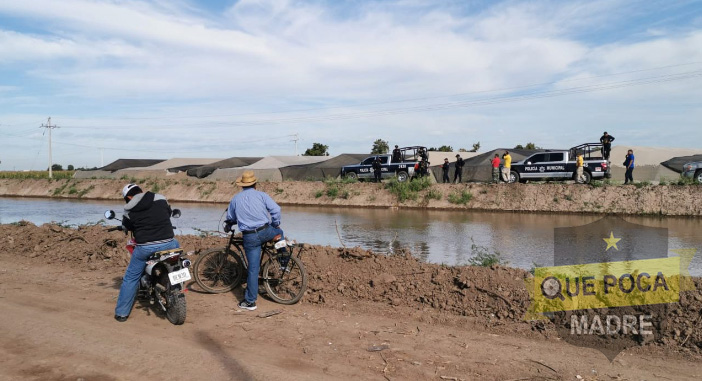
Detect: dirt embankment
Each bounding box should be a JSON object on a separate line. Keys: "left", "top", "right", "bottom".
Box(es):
{"left": 2, "top": 178, "right": 702, "bottom": 216}
{"left": 3, "top": 222, "right": 702, "bottom": 354}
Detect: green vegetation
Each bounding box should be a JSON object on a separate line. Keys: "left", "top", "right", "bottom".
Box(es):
{"left": 675, "top": 176, "right": 697, "bottom": 185}
{"left": 303, "top": 142, "right": 330, "bottom": 156}
{"left": 447, "top": 190, "right": 472, "bottom": 205}
{"left": 467, "top": 239, "right": 507, "bottom": 267}
{"left": 634, "top": 180, "right": 652, "bottom": 188}
{"left": 424, "top": 188, "right": 442, "bottom": 201}
{"left": 314, "top": 190, "right": 323, "bottom": 198}
{"left": 0, "top": 171, "right": 74, "bottom": 180}
{"left": 384, "top": 176, "right": 432, "bottom": 202}
{"left": 371, "top": 139, "right": 389, "bottom": 154}
{"left": 325, "top": 185, "right": 339, "bottom": 198}
{"left": 428, "top": 145, "right": 453, "bottom": 152}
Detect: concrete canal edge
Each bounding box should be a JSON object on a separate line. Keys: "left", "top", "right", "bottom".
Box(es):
{"left": 1, "top": 178, "right": 701, "bottom": 216}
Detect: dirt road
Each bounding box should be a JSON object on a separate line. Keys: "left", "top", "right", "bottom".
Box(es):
{"left": 1, "top": 224, "right": 701, "bottom": 380}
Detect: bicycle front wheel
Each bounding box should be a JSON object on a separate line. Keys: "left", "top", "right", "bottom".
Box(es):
{"left": 193, "top": 247, "right": 244, "bottom": 293}
{"left": 262, "top": 255, "right": 308, "bottom": 304}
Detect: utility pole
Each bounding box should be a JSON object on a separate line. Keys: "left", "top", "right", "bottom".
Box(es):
{"left": 40, "top": 117, "right": 59, "bottom": 178}
{"left": 291, "top": 133, "right": 299, "bottom": 156}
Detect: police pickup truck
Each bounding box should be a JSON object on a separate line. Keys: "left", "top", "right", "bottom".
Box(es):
{"left": 508, "top": 143, "right": 610, "bottom": 184}
{"left": 341, "top": 146, "right": 425, "bottom": 182}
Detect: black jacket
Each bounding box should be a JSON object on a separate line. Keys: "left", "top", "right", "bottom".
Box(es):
{"left": 122, "top": 192, "right": 174, "bottom": 245}
{"left": 600, "top": 134, "right": 615, "bottom": 145}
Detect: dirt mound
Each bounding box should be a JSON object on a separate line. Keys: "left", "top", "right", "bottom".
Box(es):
{"left": 2, "top": 223, "right": 701, "bottom": 354}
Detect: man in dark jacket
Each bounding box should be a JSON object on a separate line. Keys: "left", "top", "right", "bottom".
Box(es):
{"left": 442, "top": 158, "right": 450, "bottom": 183}
{"left": 623, "top": 149, "right": 635, "bottom": 184}
{"left": 453, "top": 154, "right": 465, "bottom": 183}
{"left": 372, "top": 157, "right": 382, "bottom": 182}
{"left": 114, "top": 183, "right": 179, "bottom": 322}
{"left": 391, "top": 145, "right": 402, "bottom": 163}
{"left": 600, "top": 132, "right": 615, "bottom": 160}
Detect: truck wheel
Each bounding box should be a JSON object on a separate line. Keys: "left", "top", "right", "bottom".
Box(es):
{"left": 509, "top": 171, "right": 519, "bottom": 184}
{"left": 396, "top": 171, "right": 409, "bottom": 182}
{"left": 581, "top": 171, "right": 592, "bottom": 184}
{"left": 345, "top": 172, "right": 358, "bottom": 181}
{"left": 695, "top": 170, "right": 702, "bottom": 184}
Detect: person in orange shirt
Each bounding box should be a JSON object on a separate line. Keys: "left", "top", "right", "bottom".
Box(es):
{"left": 491, "top": 154, "right": 501, "bottom": 183}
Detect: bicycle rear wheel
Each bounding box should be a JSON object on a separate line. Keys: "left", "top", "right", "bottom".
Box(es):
{"left": 262, "top": 255, "right": 307, "bottom": 304}
{"left": 193, "top": 247, "right": 244, "bottom": 293}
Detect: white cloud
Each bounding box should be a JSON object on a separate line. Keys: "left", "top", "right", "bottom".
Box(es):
{"left": 0, "top": 0, "right": 701, "bottom": 170}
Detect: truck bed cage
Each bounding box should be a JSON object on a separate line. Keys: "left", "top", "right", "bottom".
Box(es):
{"left": 569, "top": 143, "right": 604, "bottom": 160}
{"left": 396, "top": 146, "right": 427, "bottom": 162}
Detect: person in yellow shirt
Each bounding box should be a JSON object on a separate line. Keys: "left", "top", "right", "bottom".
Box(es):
{"left": 501, "top": 151, "right": 512, "bottom": 182}
{"left": 575, "top": 153, "right": 584, "bottom": 183}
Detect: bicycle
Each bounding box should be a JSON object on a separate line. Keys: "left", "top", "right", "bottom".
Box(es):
{"left": 192, "top": 231, "right": 307, "bottom": 304}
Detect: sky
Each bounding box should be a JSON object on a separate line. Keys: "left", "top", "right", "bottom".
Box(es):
{"left": 0, "top": 0, "right": 701, "bottom": 170}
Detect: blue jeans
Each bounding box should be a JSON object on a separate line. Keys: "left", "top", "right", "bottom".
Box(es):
{"left": 242, "top": 225, "right": 284, "bottom": 304}
{"left": 115, "top": 239, "right": 180, "bottom": 317}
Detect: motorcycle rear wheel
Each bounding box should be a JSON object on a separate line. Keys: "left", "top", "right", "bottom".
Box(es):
{"left": 165, "top": 291, "right": 187, "bottom": 325}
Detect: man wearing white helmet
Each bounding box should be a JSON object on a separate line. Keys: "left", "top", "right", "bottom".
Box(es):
{"left": 114, "top": 183, "right": 179, "bottom": 322}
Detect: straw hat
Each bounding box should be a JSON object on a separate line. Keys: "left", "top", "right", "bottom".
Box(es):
{"left": 236, "top": 170, "right": 258, "bottom": 187}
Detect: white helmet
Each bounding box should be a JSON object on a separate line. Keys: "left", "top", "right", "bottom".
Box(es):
{"left": 122, "top": 183, "right": 142, "bottom": 201}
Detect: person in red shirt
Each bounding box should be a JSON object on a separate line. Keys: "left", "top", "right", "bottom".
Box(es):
{"left": 491, "top": 154, "right": 501, "bottom": 183}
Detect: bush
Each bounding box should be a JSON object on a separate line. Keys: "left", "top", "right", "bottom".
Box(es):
{"left": 447, "top": 190, "right": 472, "bottom": 205}
{"left": 676, "top": 176, "right": 696, "bottom": 185}
{"left": 467, "top": 240, "right": 507, "bottom": 267}
{"left": 314, "top": 190, "right": 323, "bottom": 198}
{"left": 425, "top": 188, "right": 442, "bottom": 200}
{"left": 326, "top": 185, "right": 339, "bottom": 198}
{"left": 385, "top": 177, "right": 432, "bottom": 202}
{"left": 634, "top": 180, "right": 651, "bottom": 188}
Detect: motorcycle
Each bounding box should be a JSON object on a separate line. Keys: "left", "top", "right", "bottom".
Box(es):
{"left": 104, "top": 209, "right": 191, "bottom": 325}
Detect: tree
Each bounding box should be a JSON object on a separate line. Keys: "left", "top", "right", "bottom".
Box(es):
{"left": 371, "top": 139, "right": 389, "bottom": 154}
{"left": 303, "top": 142, "right": 329, "bottom": 156}
{"left": 67, "top": 164, "right": 74, "bottom": 171}
{"left": 428, "top": 145, "right": 453, "bottom": 152}
{"left": 458, "top": 148, "right": 468, "bottom": 152}
{"left": 469, "top": 142, "right": 481, "bottom": 152}
{"left": 514, "top": 143, "right": 540, "bottom": 150}
{"left": 50, "top": 164, "right": 63, "bottom": 171}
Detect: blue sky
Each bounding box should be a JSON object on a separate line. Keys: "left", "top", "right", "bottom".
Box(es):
{"left": 1, "top": 0, "right": 701, "bottom": 169}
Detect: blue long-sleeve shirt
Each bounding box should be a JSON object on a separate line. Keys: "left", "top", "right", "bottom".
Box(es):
{"left": 226, "top": 188, "right": 281, "bottom": 231}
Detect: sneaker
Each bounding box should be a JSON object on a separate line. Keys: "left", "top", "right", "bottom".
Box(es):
{"left": 114, "top": 315, "right": 128, "bottom": 322}
{"left": 238, "top": 300, "right": 257, "bottom": 311}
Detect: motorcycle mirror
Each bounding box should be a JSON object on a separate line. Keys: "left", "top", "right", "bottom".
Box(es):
{"left": 104, "top": 210, "right": 116, "bottom": 220}
{"left": 171, "top": 209, "right": 181, "bottom": 218}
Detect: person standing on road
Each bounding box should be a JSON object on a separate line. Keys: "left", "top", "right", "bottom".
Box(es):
{"left": 392, "top": 145, "right": 402, "bottom": 163}
{"left": 623, "top": 149, "right": 635, "bottom": 184}
{"left": 442, "top": 158, "right": 450, "bottom": 183}
{"left": 115, "top": 183, "right": 179, "bottom": 322}
{"left": 224, "top": 171, "right": 287, "bottom": 311}
{"left": 491, "top": 154, "right": 501, "bottom": 183}
{"left": 600, "top": 132, "right": 615, "bottom": 161}
{"left": 453, "top": 154, "right": 465, "bottom": 183}
{"left": 575, "top": 153, "right": 585, "bottom": 183}
{"left": 372, "top": 156, "right": 382, "bottom": 183}
{"left": 501, "top": 151, "right": 512, "bottom": 182}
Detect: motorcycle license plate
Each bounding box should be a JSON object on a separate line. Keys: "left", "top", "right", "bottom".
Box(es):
{"left": 168, "top": 268, "right": 191, "bottom": 285}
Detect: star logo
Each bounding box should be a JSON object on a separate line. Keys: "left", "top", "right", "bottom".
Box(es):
{"left": 603, "top": 232, "right": 621, "bottom": 251}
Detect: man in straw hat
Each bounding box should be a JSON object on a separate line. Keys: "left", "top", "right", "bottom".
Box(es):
{"left": 224, "top": 170, "right": 287, "bottom": 311}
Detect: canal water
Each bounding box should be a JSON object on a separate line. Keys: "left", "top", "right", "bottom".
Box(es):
{"left": 1, "top": 197, "right": 701, "bottom": 274}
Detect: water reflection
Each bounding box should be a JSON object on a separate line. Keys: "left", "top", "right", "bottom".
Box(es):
{"left": 1, "top": 197, "right": 700, "bottom": 275}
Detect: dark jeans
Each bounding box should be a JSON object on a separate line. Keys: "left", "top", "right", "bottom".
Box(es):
{"left": 454, "top": 168, "right": 463, "bottom": 183}
{"left": 242, "top": 225, "right": 285, "bottom": 303}
{"left": 603, "top": 144, "right": 611, "bottom": 160}
{"left": 442, "top": 170, "right": 449, "bottom": 183}
{"left": 624, "top": 167, "right": 634, "bottom": 184}
{"left": 374, "top": 171, "right": 381, "bottom": 182}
